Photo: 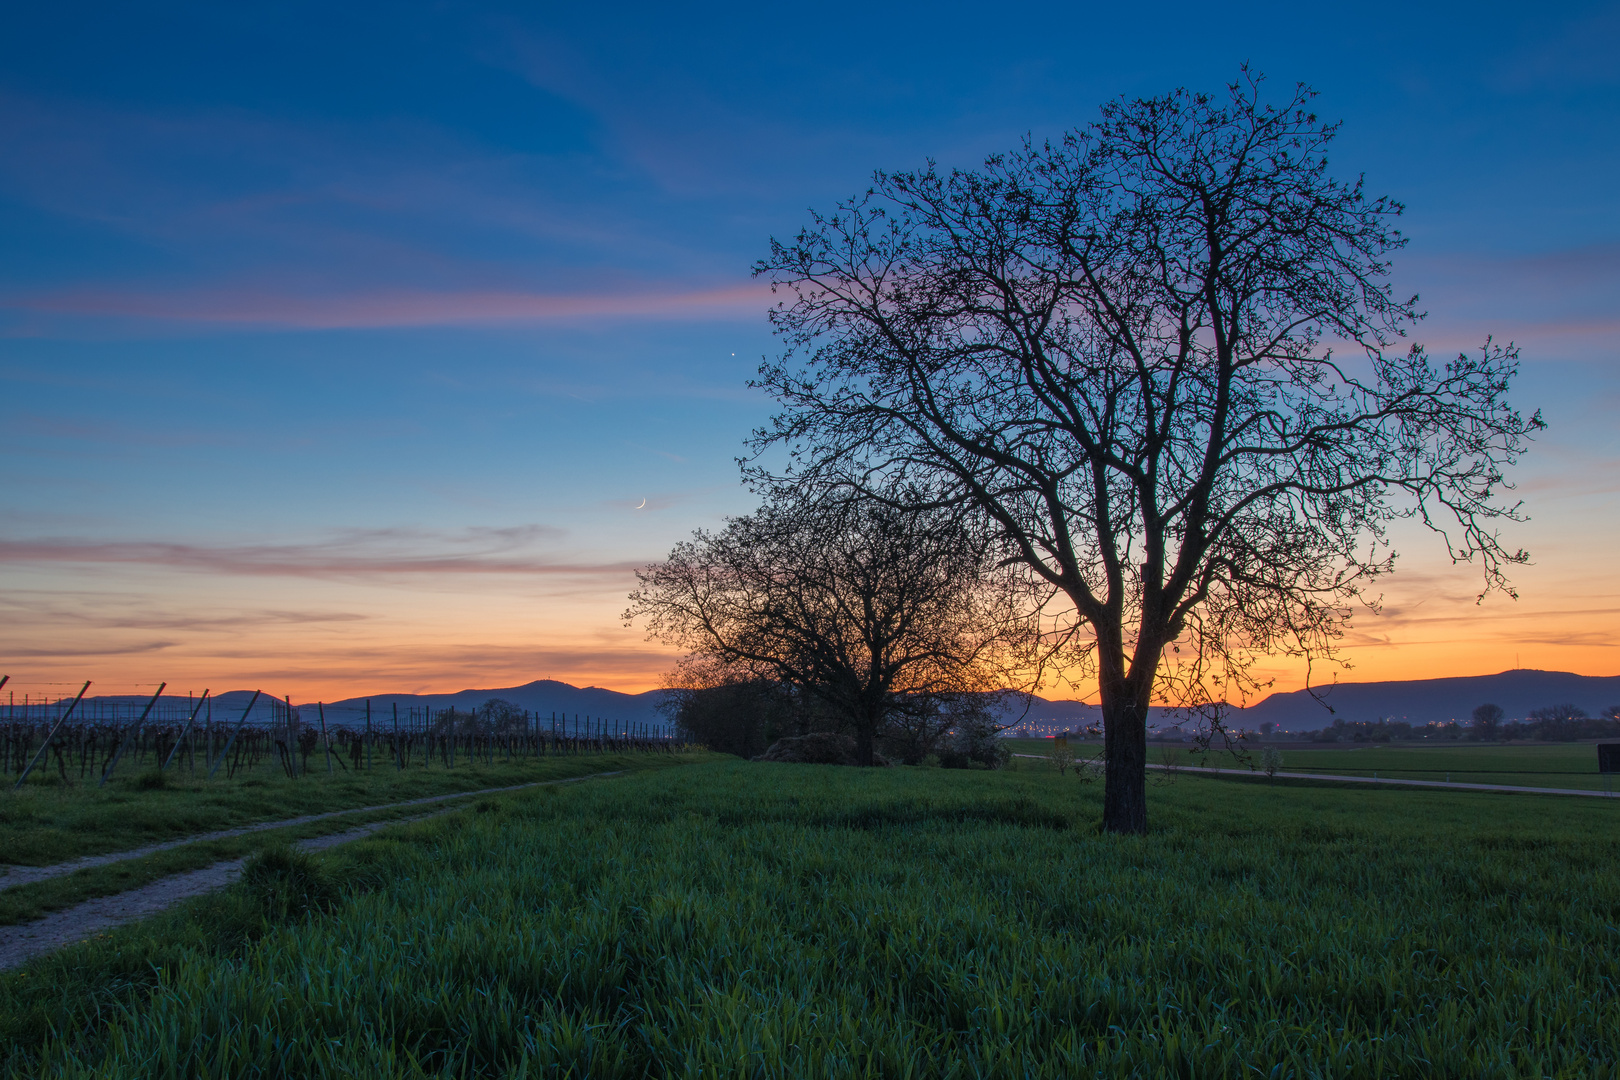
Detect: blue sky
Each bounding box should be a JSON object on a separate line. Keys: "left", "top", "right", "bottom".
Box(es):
{"left": 1, "top": 0, "right": 1616, "bottom": 700}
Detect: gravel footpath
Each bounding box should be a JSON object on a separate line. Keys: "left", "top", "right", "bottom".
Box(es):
{"left": 0, "top": 772, "right": 619, "bottom": 972}
{"left": 1, "top": 773, "right": 617, "bottom": 891}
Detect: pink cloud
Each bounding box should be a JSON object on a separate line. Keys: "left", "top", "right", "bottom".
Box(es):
{"left": 4, "top": 282, "right": 770, "bottom": 330}
{"left": 0, "top": 531, "right": 639, "bottom": 581}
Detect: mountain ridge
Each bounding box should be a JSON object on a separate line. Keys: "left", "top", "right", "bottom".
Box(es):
{"left": 1014, "top": 669, "right": 1620, "bottom": 732}
{"left": 29, "top": 669, "right": 1620, "bottom": 732}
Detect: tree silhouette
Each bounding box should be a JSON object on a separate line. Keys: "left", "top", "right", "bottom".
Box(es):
{"left": 1471, "top": 702, "right": 1505, "bottom": 741}
{"left": 752, "top": 70, "right": 1539, "bottom": 831}
{"left": 626, "top": 491, "right": 1042, "bottom": 766}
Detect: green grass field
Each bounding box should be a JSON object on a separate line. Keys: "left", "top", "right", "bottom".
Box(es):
{"left": 3, "top": 759, "right": 1616, "bottom": 1078}
{"left": 1, "top": 747, "right": 695, "bottom": 868}
{"left": 1006, "top": 738, "right": 1618, "bottom": 792}
{"left": 1237, "top": 743, "right": 1613, "bottom": 790}
{"left": 0, "top": 750, "right": 708, "bottom": 927}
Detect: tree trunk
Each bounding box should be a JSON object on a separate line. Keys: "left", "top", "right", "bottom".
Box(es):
{"left": 855, "top": 723, "right": 875, "bottom": 767}
{"left": 1100, "top": 687, "right": 1149, "bottom": 834}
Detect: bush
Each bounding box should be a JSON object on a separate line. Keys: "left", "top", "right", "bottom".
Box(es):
{"left": 241, "top": 846, "right": 341, "bottom": 920}
{"left": 134, "top": 769, "right": 169, "bottom": 790}
{"left": 941, "top": 713, "right": 1011, "bottom": 770}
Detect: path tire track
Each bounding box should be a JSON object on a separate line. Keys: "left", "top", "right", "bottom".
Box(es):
{"left": 1, "top": 772, "right": 620, "bottom": 891}
{"left": 0, "top": 772, "right": 619, "bottom": 972}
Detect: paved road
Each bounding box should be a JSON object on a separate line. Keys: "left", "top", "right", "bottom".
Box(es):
{"left": 1015, "top": 754, "right": 1619, "bottom": 797}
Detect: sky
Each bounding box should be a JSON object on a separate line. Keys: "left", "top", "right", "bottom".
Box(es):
{"left": 1, "top": 0, "right": 1617, "bottom": 704}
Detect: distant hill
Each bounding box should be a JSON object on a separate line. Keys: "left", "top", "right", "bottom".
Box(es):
{"left": 43, "top": 669, "right": 1620, "bottom": 735}
{"left": 1007, "top": 669, "right": 1620, "bottom": 733}
{"left": 45, "top": 680, "right": 670, "bottom": 734}
{"left": 318, "top": 680, "right": 669, "bottom": 729}
{"left": 1234, "top": 670, "right": 1620, "bottom": 731}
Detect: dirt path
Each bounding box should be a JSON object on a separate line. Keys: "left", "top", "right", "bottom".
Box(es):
{"left": 1155, "top": 762, "right": 1619, "bottom": 796}
{"left": 0, "top": 772, "right": 619, "bottom": 972}
{"left": 1014, "top": 754, "right": 1619, "bottom": 797}
{"left": 0, "top": 772, "right": 621, "bottom": 891}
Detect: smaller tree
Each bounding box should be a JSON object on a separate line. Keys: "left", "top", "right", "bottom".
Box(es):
{"left": 939, "top": 699, "right": 1014, "bottom": 769}
{"left": 879, "top": 696, "right": 960, "bottom": 765}
{"left": 1261, "top": 746, "right": 1283, "bottom": 782}
{"left": 1047, "top": 736, "right": 1076, "bottom": 775}
{"left": 658, "top": 658, "right": 806, "bottom": 758}
{"left": 1528, "top": 703, "right": 1587, "bottom": 742}
{"left": 626, "top": 490, "right": 1043, "bottom": 766}
{"left": 1471, "top": 703, "right": 1505, "bottom": 742}
{"left": 478, "top": 698, "right": 527, "bottom": 735}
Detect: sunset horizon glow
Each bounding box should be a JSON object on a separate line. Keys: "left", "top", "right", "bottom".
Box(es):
{"left": 3, "top": 4, "right": 1615, "bottom": 707}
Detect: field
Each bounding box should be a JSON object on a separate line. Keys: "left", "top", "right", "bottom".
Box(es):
{"left": 2, "top": 747, "right": 689, "bottom": 866}
{"left": 3, "top": 758, "right": 1617, "bottom": 1078}
{"left": 1006, "top": 738, "right": 1619, "bottom": 792}
{"left": 0, "top": 748, "right": 701, "bottom": 926}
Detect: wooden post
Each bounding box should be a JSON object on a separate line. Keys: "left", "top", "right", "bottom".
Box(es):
{"left": 393, "top": 701, "right": 402, "bottom": 770}
{"left": 101, "top": 682, "right": 166, "bottom": 787}
{"left": 366, "top": 700, "right": 373, "bottom": 771}
{"left": 286, "top": 696, "right": 299, "bottom": 778}
{"left": 208, "top": 690, "right": 262, "bottom": 780}
{"left": 318, "top": 702, "right": 333, "bottom": 774}
{"left": 161, "top": 690, "right": 210, "bottom": 771}
{"left": 14, "top": 681, "right": 89, "bottom": 790}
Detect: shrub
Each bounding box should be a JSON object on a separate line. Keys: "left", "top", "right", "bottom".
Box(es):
{"left": 134, "top": 769, "right": 168, "bottom": 791}
{"left": 241, "top": 846, "right": 341, "bottom": 920}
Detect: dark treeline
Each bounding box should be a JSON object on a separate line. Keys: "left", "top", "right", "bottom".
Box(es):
{"left": 3, "top": 695, "right": 679, "bottom": 787}
{"left": 1309, "top": 703, "right": 1620, "bottom": 744}
{"left": 661, "top": 678, "right": 1010, "bottom": 769}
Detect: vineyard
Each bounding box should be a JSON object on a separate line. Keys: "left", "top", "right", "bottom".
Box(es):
{"left": 4, "top": 683, "right": 675, "bottom": 791}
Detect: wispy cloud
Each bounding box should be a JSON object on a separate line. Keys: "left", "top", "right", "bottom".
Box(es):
{"left": 2, "top": 640, "right": 180, "bottom": 658}
{"left": 1399, "top": 242, "right": 1620, "bottom": 352}
{"left": 0, "top": 598, "right": 371, "bottom": 633}
{"left": 0, "top": 525, "right": 641, "bottom": 582}
{"left": 3, "top": 282, "right": 767, "bottom": 331}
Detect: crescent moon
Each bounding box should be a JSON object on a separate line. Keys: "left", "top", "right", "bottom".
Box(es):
{"left": 635, "top": 498, "right": 647, "bottom": 509}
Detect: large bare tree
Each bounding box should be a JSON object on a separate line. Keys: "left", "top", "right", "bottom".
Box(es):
{"left": 751, "top": 71, "right": 1540, "bottom": 831}
{"left": 625, "top": 492, "right": 1041, "bottom": 766}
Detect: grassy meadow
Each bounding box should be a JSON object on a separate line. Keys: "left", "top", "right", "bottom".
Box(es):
{"left": 1006, "top": 738, "right": 1619, "bottom": 792}
{"left": 0, "top": 751, "right": 706, "bottom": 926}
{"left": 1231, "top": 742, "right": 1613, "bottom": 790}
{"left": 1, "top": 748, "right": 694, "bottom": 868}
{"left": 3, "top": 758, "right": 1617, "bottom": 1078}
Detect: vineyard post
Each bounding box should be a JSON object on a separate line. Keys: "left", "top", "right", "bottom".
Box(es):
{"left": 366, "top": 700, "right": 373, "bottom": 771}
{"left": 318, "top": 702, "right": 333, "bottom": 774}
{"left": 393, "top": 701, "right": 402, "bottom": 770}
{"left": 208, "top": 690, "right": 262, "bottom": 780}
{"left": 13, "top": 680, "right": 89, "bottom": 790}
{"left": 161, "top": 689, "right": 210, "bottom": 771}
{"left": 100, "top": 682, "right": 166, "bottom": 787}
{"left": 286, "top": 696, "right": 299, "bottom": 778}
